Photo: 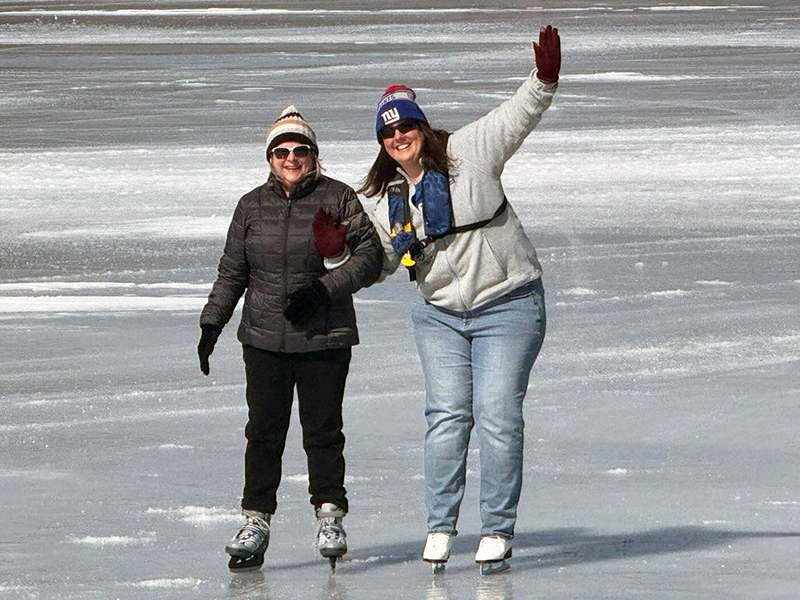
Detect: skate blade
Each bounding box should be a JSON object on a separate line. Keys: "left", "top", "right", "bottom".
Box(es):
{"left": 428, "top": 562, "right": 446, "bottom": 575}
{"left": 328, "top": 556, "right": 338, "bottom": 572}
{"left": 479, "top": 560, "right": 510, "bottom": 575}
{"left": 228, "top": 553, "right": 265, "bottom": 572}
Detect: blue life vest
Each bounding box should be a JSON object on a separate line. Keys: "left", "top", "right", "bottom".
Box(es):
{"left": 387, "top": 170, "right": 453, "bottom": 256}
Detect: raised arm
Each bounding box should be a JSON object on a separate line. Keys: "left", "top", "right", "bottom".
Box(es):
{"left": 450, "top": 26, "right": 561, "bottom": 176}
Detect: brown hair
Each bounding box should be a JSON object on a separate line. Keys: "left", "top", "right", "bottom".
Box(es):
{"left": 358, "top": 122, "right": 454, "bottom": 198}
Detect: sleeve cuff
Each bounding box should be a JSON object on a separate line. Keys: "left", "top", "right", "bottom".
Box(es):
{"left": 323, "top": 246, "right": 352, "bottom": 270}
{"left": 531, "top": 69, "right": 558, "bottom": 90}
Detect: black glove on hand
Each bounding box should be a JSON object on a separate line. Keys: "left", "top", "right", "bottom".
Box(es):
{"left": 283, "top": 279, "right": 330, "bottom": 326}
{"left": 197, "top": 324, "right": 220, "bottom": 376}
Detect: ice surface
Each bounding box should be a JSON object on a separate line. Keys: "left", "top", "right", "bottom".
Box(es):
{"left": 1, "top": 1, "right": 799, "bottom": 599}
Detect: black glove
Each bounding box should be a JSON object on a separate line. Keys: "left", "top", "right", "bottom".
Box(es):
{"left": 197, "top": 325, "right": 220, "bottom": 376}
{"left": 283, "top": 279, "right": 330, "bottom": 325}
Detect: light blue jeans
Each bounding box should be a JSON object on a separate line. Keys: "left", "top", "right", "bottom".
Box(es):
{"left": 411, "top": 278, "right": 546, "bottom": 539}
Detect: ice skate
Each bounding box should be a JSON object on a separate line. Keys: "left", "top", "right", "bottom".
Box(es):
{"left": 225, "top": 512, "right": 271, "bottom": 572}
{"left": 316, "top": 503, "right": 347, "bottom": 571}
{"left": 475, "top": 535, "right": 512, "bottom": 575}
{"left": 422, "top": 532, "right": 453, "bottom": 574}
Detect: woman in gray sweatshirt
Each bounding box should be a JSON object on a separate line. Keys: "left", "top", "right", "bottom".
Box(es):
{"left": 359, "top": 26, "right": 561, "bottom": 572}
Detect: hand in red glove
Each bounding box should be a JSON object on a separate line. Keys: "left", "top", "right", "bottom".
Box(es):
{"left": 312, "top": 207, "right": 348, "bottom": 259}
{"left": 533, "top": 25, "right": 561, "bottom": 84}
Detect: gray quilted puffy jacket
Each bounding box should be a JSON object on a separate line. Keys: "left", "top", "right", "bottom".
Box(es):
{"left": 200, "top": 174, "right": 382, "bottom": 353}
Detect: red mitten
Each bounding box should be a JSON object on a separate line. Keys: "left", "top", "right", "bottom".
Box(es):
{"left": 312, "top": 207, "right": 348, "bottom": 259}
{"left": 533, "top": 25, "right": 561, "bottom": 84}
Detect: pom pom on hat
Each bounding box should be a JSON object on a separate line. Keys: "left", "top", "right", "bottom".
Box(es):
{"left": 266, "top": 105, "right": 318, "bottom": 155}
{"left": 375, "top": 84, "right": 428, "bottom": 141}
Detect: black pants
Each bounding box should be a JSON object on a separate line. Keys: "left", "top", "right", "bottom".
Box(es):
{"left": 241, "top": 344, "right": 351, "bottom": 515}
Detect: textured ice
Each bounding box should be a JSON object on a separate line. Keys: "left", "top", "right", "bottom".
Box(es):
{"left": 124, "top": 578, "right": 203, "bottom": 588}
{"left": 146, "top": 506, "right": 241, "bottom": 525}
{"left": 1, "top": 2, "right": 799, "bottom": 599}
{"left": 0, "top": 295, "right": 206, "bottom": 313}
{"left": 68, "top": 534, "right": 155, "bottom": 546}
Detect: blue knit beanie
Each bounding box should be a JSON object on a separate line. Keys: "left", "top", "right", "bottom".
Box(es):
{"left": 375, "top": 84, "right": 428, "bottom": 141}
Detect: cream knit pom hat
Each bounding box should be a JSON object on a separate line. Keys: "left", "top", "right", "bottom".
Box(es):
{"left": 265, "top": 105, "right": 318, "bottom": 156}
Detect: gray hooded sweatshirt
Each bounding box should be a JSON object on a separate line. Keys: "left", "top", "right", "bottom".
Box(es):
{"left": 370, "top": 71, "right": 557, "bottom": 311}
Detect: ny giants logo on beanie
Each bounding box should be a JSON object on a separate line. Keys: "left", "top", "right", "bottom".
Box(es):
{"left": 375, "top": 84, "right": 428, "bottom": 140}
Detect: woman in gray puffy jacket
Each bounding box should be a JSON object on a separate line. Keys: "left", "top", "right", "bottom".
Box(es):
{"left": 359, "top": 26, "right": 561, "bottom": 573}
{"left": 198, "top": 106, "right": 381, "bottom": 571}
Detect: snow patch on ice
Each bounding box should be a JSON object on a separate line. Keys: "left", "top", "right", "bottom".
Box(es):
{"left": 648, "top": 289, "right": 693, "bottom": 297}
{"left": 561, "top": 72, "right": 714, "bottom": 83}
{"left": 643, "top": 5, "right": 764, "bottom": 11}
{"left": 69, "top": 534, "right": 154, "bottom": 546}
{"left": 0, "top": 281, "right": 210, "bottom": 292}
{"left": 0, "top": 7, "right": 620, "bottom": 17}
{"left": 352, "top": 298, "right": 398, "bottom": 305}
{"left": 606, "top": 468, "right": 629, "bottom": 476}
{"left": 125, "top": 578, "right": 203, "bottom": 589}
{"left": 0, "top": 469, "right": 67, "bottom": 480}
{"left": 154, "top": 443, "right": 194, "bottom": 450}
{"left": 702, "top": 520, "right": 732, "bottom": 525}
{"left": 348, "top": 556, "right": 383, "bottom": 564}
{"left": 345, "top": 475, "right": 371, "bottom": 483}
{"left": 0, "top": 404, "right": 244, "bottom": 433}
{"left": 766, "top": 501, "right": 800, "bottom": 507}
{"left": 770, "top": 334, "right": 800, "bottom": 345}
{"left": 283, "top": 473, "right": 370, "bottom": 484}
{"left": 696, "top": 280, "right": 734, "bottom": 286}
{"left": 146, "top": 505, "right": 240, "bottom": 525}
{"left": 0, "top": 584, "right": 35, "bottom": 593}
{"left": 0, "top": 296, "right": 206, "bottom": 314}
{"left": 560, "top": 287, "right": 598, "bottom": 296}
{"left": 21, "top": 216, "right": 230, "bottom": 239}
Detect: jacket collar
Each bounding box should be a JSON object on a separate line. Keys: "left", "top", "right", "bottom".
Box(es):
{"left": 267, "top": 173, "right": 321, "bottom": 201}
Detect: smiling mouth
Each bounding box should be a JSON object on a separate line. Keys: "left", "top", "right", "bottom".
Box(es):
{"left": 395, "top": 142, "right": 411, "bottom": 151}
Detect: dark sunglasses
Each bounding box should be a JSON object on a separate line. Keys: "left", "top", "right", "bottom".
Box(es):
{"left": 379, "top": 120, "right": 418, "bottom": 140}
{"left": 269, "top": 145, "right": 312, "bottom": 160}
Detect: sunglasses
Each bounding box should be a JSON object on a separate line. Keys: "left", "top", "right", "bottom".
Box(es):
{"left": 269, "top": 145, "right": 312, "bottom": 160}
{"left": 379, "top": 120, "right": 418, "bottom": 140}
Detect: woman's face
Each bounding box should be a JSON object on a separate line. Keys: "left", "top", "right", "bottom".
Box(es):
{"left": 269, "top": 140, "right": 314, "bottom": 190}
{"left": 381, "top": 121, "right": 422, "bottom": 169}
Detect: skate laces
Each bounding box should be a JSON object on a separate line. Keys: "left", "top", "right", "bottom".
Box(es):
{"left": 476, "top": 535, "right": 509, "bottom": 557}
{"left": 316, "top": 503, "right": 345, "bottom": 542}
{"left": 317, "top": 518, "right": 344, "bottom": 542}
{"left": 237, "top": 516, "right": 269, "bottom": 543}
{"left": 428, "top": 532, "right": 451, "bottom": 553}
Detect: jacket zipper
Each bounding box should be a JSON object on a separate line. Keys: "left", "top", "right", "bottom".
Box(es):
{"left": 280, "top": 192, "right": 293, "bottom": 352}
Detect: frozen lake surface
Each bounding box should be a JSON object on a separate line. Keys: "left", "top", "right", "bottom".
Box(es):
{"left": 1, "top": 1, "right": 799, "bottom": 598}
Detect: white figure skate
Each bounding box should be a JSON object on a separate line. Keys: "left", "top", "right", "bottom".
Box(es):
{"left": 423, "top": 532, "right": 453, "bottom": 574}
{"left": 475, "top": 535, "right": 512, "bottom": 575}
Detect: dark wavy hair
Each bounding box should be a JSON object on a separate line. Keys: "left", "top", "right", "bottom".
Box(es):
{"left": 358, "top": 122, "right": 455, "bottom": 198}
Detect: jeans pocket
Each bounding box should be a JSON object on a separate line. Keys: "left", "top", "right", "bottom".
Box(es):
{"left": 504, "top": 281, "right": 536, "bottom": 301}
